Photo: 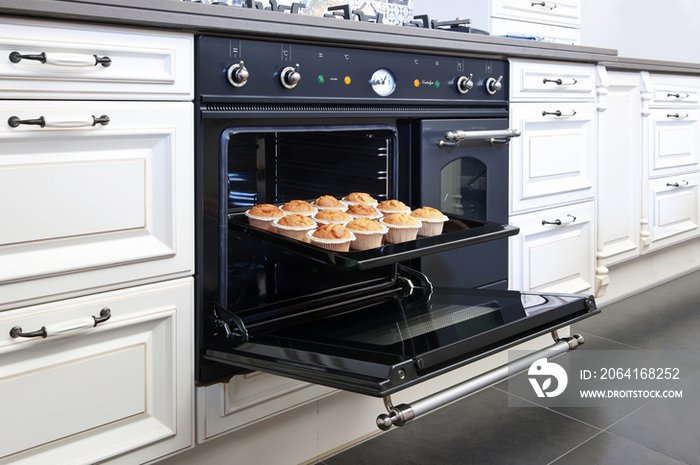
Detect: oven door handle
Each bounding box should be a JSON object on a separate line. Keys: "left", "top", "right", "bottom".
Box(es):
{"left": 376, "top": 333, "right": 583, "bottom": 430}
{"left": 438, "top": 128, "right": 521, "bottom": 147}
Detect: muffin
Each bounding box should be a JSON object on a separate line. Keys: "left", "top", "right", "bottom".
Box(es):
{"left": 346, "top": 203, "right": 383, "bottom": 220}
{"left": 376, "top": 199, "right": 411, "bottom": 216}
{"left": 307, "top": 223, "right": 356, "bottom": 252}
{"left": 280, "top": 200, "right": 318, "bottom": 217}
{"left": 313, "top": 209, "right": 352, "bottom": 225}
{"left": 345, "top": 217, "right": 388, "bottom": 251}
{"left": 273, "top": 214, "right": 317, "bottom": 242}
{"left": 380, "top": 213, "right": 422, "bottom": 243}
{"left": 312, "top": 195, "right": 348, "bottom": 212}
{"left": 245, "top": 204, "right": 285, "bottom": 231}
{"left": 411, "top": 207, "right": 449, "bottom": 236}
{"left": 342, "top": 192, "right": 378, "bottom": 206}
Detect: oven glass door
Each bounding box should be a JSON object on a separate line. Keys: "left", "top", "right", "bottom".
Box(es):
{"left": 205, "top": 267, "right": 597, "bottom": 397}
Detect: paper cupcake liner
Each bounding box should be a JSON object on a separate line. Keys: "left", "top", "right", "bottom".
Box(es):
{"left": 273, "top": 218, "right": 317, "bottom": 242}
{"left": 380, "top": 218, "right": 421, "bottom": 243}
{"left": 245, "top": 210, "right": 284, "bottom": 232}
{"left": 346, "top": 226, "right": 388, "bottom": 251}
{"left": 411, "top": 214, "right": 449, "bottom": 237}
{"left": 377, "top": 208, "right": 411, "bottom": 217}
{"left": 306, "top": 230, "right": 356, "bottom": 252}
{"left": 312, "top": 200, "right": 348, "bottom": 212}
{"left": 342, "top": 197, "right": 379, "bottom": 207}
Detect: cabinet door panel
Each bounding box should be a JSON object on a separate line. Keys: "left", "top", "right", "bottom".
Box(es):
{"left": 649, "top": 74, "right": 700, "bottom": 108}
{"left": 647, "top": 110, "right": 699, "bottom": 178}
{"left": 510, "top": 103, "right": 594, "bottom": 213}
{"left": 490, "top": 18, "right": 580, "bottom": 45}
{"left": 648, "top": 174, "right": 700, "bottom": 251}
{"left": 0, "top": 278, "right": 193, "bottom": 465}
{"left": 510, "top": 60, "right": 595, "bottom": 101}
{"left": 0, "top": 101, "right": 193, "bottom": 310}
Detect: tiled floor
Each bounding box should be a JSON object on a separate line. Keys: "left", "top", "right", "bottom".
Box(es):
{"left": 316, "top": 271, "right": 700, "bottom": 465}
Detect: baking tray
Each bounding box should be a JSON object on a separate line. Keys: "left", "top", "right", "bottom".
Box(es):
{"left": 228, "top": 210, "right": 519, "bottom": 270}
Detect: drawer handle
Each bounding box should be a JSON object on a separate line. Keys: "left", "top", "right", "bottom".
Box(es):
{"left": 667, "top": 113, "right": 689, "bottom": 119}
{"left": 531, "top": 1, "right": 557, "bottom": 9}
{"left": 667, "top": 93, "right": 690, "bottom": 99}
{"left": 9, "top": 51, "right": 111, "bottom": 67}
{"left": 542, "top": 109, "right": 577, "bottom": 117}
{"left": 543, "top": 78, "right": 577, "bottom": 86}
{"left": 10, "top": 308, "right": 112, "bottom": 339}
{"left": 666, "top": 180, "right": 689, "bottom": 188}
{"left": 542, "top": 214, "right": 576, "bottom": 226}
{"left": 8, "top": 115, "right": 110, "bottom": 128}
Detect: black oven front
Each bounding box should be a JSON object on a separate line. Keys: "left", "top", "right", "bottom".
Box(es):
{"left": 194, "top": 35, "right": 599, "bottom": 423}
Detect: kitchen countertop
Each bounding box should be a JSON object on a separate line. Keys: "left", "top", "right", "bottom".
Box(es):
{"left": 2, "top": 0, "right": 700, "bottom": 74}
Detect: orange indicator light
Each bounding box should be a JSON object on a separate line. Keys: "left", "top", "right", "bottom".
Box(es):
{"left": 344, "top": 76, "right": 351, "bottom": 85}
{"left": 414, "top": 79, "right": 420, "bottom": 87}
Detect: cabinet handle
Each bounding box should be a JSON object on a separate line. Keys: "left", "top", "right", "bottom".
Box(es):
{"left": 8, "top": 115, "right": 110, "bottom": 128}
{"left": 9, "top": 51, "right": 111, "bottom": 67}
{"left": 543, "top": 77, "right": 577, "bottom": 86}
{"left": 10, "top": 308, "right": 111, "bottom": 339}
{"left": 531, "top": 1, "right": 557, "bottom": 9}
{"left": 667, "top": 93, "right": 690, "bottom": 99}
{"left": 542, "top": 109, "right": 577, "bottom": 117}
{"left": 542, "top": 214, "right": 576, "bottom": 226}
{"left": 666, "top": 180, "right": 689, "bottom": 188}
{"left": 667, "top": 113, "right": 689, "bottom": 119}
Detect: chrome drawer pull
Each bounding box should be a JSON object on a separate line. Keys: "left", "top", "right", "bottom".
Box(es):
{"left": 543, "top": 77, "right": 577, "bottom": 86}
{"left": 10, "top": 308, "right": 111, "bottom": 339}
{"left": 9, "top": 51, "right": 111, "bottom": 67}
{"left": 667, "top": 113, "right": 689, "bottom": 119}
{"left": 542, "top": 109, "right": 577, "bottom": 117}
{"left": 8, "top": 114, "right": 110, "bottom": 128}
{"left": 542, "top": 214, "right": 576, "bottom": 226}
{"left": 439, "top": 128, "right": 521, "bottom": 147}
{"left": 531, "top": 1, "right": 557, "bottom": 9}
{"left": 666, "top": 180, "right": 689, "bottom": 188}
{"left": 667, "top": 93, "right": 690, "bottom": 99}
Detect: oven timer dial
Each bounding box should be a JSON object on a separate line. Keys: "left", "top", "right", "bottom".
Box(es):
{"left": 370, "top": 69, "right": 396, "bottom": 97}
{"left": 227, "top": 61, "right": 249, "bottom": 88}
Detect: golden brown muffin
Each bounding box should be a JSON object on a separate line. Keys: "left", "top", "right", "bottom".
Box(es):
{"left": 281, "top": 200, "right": 316, "bottom": 215}
{"left": 346, "top": 203, "right": 381, "bottom": 218}
{"left": 411, "top": 207, "right": 446, "bottom": 220}
{"left": 249, "top": 203, "right": 284, "bottom": 218}
{"left": 314, "top": 209, "right": 352, "bottom": 224}
{"left": 382, "top": 213, "right": 421, "bottom": 226}
{"left": 313, "top": 195, "right": 346, "bottom": 209}
{"left": 410, "top": 207, "right": 448, "bottom": 236}
{"left": 344, "top": 192, "right": 377, "bottom": 205}
{"left": 312, "top": 223, "right": 353, "bottom": 240}
{"left": 380, "top": 213, "right": 421, "bottom": 244}
{"left": 277, "top": 214, "right": 315, "bottom": 227}
{"left": 376, "top": 199, "right": 410, "bottom": 215}
{"left": 346, "top": 218, "right": 388, "bottom": 250}
{"left": 346, "top": 217, "right": 383, "bottom": 231}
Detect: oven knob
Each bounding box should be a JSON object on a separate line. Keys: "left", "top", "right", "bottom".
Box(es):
{"left": 455, "top": 74, "right": 474, "bottom": 94}
{"left": 227, "top": 61, "right": 249, "bottom": 88}
{"left": 280, "top": 63, "right": 301, "bottom": 89}
{"left": 485, "top": 75, "right": 503, "bottom": 95}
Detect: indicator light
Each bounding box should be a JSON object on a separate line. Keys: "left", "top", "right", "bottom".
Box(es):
{"left": 318, "top": 75, "right": 325, "bottom": 84}
{"left": 414, "top": 79, "right": 420, "bottom": 87}
{"left": 435, "top": 81, "right": 440, "bottom": 88}
{"left": 344, "top": 76, "right": 351, "bottom": 85}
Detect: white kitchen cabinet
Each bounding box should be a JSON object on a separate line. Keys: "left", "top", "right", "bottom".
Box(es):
{"left": 0, "top": 17, "right": 192, "bottom": 101}
{"left": 594, "top": 68, "right": 642, "bottom": 298}
{"left": 509, "top": 101, "right": 594, "bottom": 214}
{"left": 490, "top": 17, "right": 580, "bottom": 45}
{"left": 648, "top": 74, "right": 700, "bottom": 108}
{"left": 510, "top": 60, "right": 596, "bottom": 102}
{"left": 0, "top": 278, "right": 193, "bottom": 465}
{"left": 645, "top": 109, "right": 699, "bottom": 179}
{"left": 0, "top": 100, "right": 193, "bottom": 311}
{"left": 646, "top": 173, "right": 700, "bottom": 252}
{"left": 492, "top": 0, "right": 580, "bottom": 28}
{"left": 509, "top": 201, "right": 595, "bottom": 294}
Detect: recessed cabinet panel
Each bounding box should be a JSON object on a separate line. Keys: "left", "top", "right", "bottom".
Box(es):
{"left": 0, "top": 279, "right": 193, "bottom": 465}
{"left": 0, "top": 101, "right": 193, "bottom": 310}
{"left": 510, "top": 103, "right": 594, "bottom": 213}
{"left": 648, "top": 174, "right": 700, "bottom": 251}
{"left": 509, "top": 201, "right": 594, "bottom": 294}
{"left": 647, "top": 110, "right": 699, "bottom": 178}
{"left": 0, "top": 17, "right": 192, "bottom": 100}
{"left": 649, "top": 74, "right": 700, "bottom": 108}
{"left": 492, "top": 0, "right": 580, "bottom": 27}
{"left": 510, "top": 60, "right": 595, "bottom": 101}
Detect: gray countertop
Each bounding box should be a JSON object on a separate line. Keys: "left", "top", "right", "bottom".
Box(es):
{"left": 2, "top": 0, "right": 700, "bottom": 74}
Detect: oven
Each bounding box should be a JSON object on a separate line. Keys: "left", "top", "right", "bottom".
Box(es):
{"left": 194, "top": 35, "right": 599, "bottom": 429}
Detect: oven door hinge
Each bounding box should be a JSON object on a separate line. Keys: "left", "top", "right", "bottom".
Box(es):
{"left": 213, "top": 302, "right": 249, "bottom": 341}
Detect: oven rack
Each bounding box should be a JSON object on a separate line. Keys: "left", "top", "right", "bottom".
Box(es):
{"left": 227, "top": 210, "right": 519, "bottom": 270}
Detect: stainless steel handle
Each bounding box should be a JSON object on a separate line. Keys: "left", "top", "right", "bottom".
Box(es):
{"left": 666, "top": 180, "right": 689, "bottom": 188}
{"left": 8, "top": 114, "right": 110, "bottom": 128}
{"left": 667, "top": 113, "right": 689, "bottom": 119}
{"left": 667, "top": 93, "right": 690, "bottom": 99}
{"left": 531, "top": 1, "right": 557, "bottom": 9}
{"left": 542, "top": 214, "right": 577, "bottom": 226}
{"left": 10, "top": 308, "right": 111, "bottom": 339}
{"left": 543, "top": 78, "right": 577, "bottom": 86}
{"left": 439, "top": 128, "right": 521, "bottom": 148}
{"left": 377, "top": 334, "right": 584, "bottom": 430}
{"left": 9, "top": 51, "right": 111, "bottom": 67}
{"left": 542, "top": 109, "right": 577, "bottom": 117}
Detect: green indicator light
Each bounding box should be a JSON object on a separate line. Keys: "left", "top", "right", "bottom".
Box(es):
{"left": 435, "top": 81, "right": 440, "bottom": 88}
{"left": 318, "top": 75, "right": 325, "bottom": 84}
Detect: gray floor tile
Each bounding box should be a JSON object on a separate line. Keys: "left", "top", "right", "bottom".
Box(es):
{"left": 552, "top": 432, "right": 688, "bottom": 465}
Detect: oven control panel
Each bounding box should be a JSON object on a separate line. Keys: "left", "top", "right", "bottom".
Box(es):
{"left": 196, "top": 36, "right": 509, "bottom": 104}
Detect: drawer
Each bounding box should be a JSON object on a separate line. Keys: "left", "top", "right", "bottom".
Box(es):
{"left": 492, "top": 0, "right": 581, "bottom": 28}
{"left": 510, "top": 60, "right": 595, "bottom": 101}
{"left": 0, "top": 17, "right": 192, "bottom": 100}
{"left": 646, "top": 109, "right": 699, "bottom": 179}
{"left": 510, "top": 102, "right": 595, "bottom": 214}
{"left": 490, "top": 17, "right": 580, "bottom": 45}
{"left": 647, "top": 173, "right": 700, "bottom": 252}
{"left": 0, "top": 101, "right": 193, "bottom": 310}
{"left": 509, "top": 201, "right": 594, "bottom": 294}
{"left": 0, "top": 278, "right": 193, "bottom": 465}
{"left": 649, "top": 74, "right": 700, "bottom": 108}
